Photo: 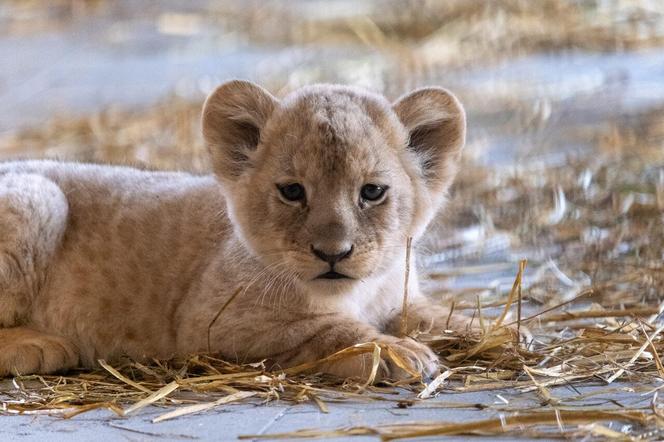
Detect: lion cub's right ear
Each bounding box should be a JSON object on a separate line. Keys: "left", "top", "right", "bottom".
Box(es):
{"left": 202, "top": 80, "right": 278, "bottom": 181}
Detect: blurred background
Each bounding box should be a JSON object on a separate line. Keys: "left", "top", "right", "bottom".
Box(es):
{"left": 1, "top": 0, "right": 662, "bottom": 309}
{"left": 2, "top": 0, "right": 663, "bottom": 165}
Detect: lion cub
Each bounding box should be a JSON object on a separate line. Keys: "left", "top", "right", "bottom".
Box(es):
{"left": 0, "top": 81, "right": 467, "bottom": 380}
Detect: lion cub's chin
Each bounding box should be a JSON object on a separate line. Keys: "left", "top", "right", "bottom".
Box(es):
{"left": 302, "top": 276, "right": 363, "bottom": 296}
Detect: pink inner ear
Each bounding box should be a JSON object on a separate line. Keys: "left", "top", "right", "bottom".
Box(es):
{"left": 393, "top": 90, "right": 465, "bottom": 158}
{"left": 397, "top": 105, "right": 465, "bottom": 186}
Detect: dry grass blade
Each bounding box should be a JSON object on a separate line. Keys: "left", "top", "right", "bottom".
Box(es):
{"left": 284, "top": 341, "right": 419, "bottom": 382}
{"left": 607, "top": 323, "right": 664, "bottom": 384}
{"left": 283, "top": 342, "right": 380, "bottom": 377}
{"left": 399, "top": 236, "right": 413, "bottom": 337}
{"left": 492, "top": 260, "right": 527, "bottom": 330}
{"left": 541, "top": 307, "right": 660, "bottom": 322}
{"left": 97, "top": 359, "right": 152, "bottom": 394}
{"left": 417, "top": 369, "right": 453, "bottom": 399}
{"left": 124, "top": 381, "right": 179, "bottom": 416}
{"left": 241, "top": 410, "right": 652, "bottom": 440}
{"left": 153, "top": 391, "right": 256, "bottom": 423}
{"left": 445, "top": 260, "right": 526, "bottom": 363}
{"left": 641, "top": 322, "right": 664, "bottom": 378}
{"left": 363, "top": 342, "right": 383, "bottom": 388}
{"left": 207, "top": 287, "right": 243, "bottom": 353}
{"left": 62, "top": 402, "right": 125, "bottom": 419}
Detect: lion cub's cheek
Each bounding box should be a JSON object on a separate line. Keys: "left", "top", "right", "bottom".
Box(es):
{"left": 225, "top": 185, "right": 298, "bottom": 262}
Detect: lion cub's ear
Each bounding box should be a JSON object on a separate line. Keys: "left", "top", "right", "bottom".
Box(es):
{"left": 393, "top": 87, "right": 466, "bottom": 195}
{"left": 202, "top": 80, "right": 278, "bottom": 181}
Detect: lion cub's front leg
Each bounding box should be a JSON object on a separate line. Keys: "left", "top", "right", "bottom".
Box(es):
{"left": 0, "top": 173, "right": 68, "bottom": 327}
{"left": 385, "top": 298, "right": 476, "bottom": 337}
{"left": 239, "top": 313, "right": 439, "bottom": 381}
{"left": 0, "top": 173, "right": 79, "bottom": 376}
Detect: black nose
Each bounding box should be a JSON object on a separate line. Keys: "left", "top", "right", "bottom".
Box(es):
{"left": 311, "top": 245, "right": 353, "bottom": 266}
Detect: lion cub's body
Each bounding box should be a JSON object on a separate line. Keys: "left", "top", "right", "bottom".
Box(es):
{"left": 0, "top": 81, "right": 467, "bottom": 379}
{"left": 0, "top": 162, "right": 225, "bottom": 366}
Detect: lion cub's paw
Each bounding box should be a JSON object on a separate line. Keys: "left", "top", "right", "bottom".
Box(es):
{"left": 376, "top": 335, "right": 439, "bottom": 381}
{"left": 0, "top": 328, "right": 79, "bottom": 377}
{"left": 322, "top": 335, "right": 439, "bottom": 383}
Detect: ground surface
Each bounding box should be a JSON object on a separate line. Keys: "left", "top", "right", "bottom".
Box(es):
{"left": 2, "top": 382, "right": 650, "bottom": 441}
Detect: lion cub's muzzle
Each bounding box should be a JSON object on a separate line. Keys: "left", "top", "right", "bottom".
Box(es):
{"left": 310, "top": 244, "right": 354, "bottom": 280}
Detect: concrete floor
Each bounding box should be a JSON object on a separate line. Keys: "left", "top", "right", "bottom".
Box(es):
{"left": 1, "top": 382, "right": 652, "bottom": 441}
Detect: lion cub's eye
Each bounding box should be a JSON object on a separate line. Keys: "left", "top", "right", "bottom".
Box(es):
{"left": 360, "top": 184, "right": 388, "bottom": 202}
{"left": 277, "top": 183, "right": 306, "bottom": 202}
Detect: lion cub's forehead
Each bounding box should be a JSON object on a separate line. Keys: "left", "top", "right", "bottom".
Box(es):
{"left": 265, "top": 86, "right": 406, "bottom": 179}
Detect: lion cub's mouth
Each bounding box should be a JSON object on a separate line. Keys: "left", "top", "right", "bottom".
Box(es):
{"left": 316, "top": 271, "right": 351, "bottom": 280}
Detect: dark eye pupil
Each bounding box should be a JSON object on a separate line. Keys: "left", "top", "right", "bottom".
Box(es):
{"left": 279, "top": 183, "right": 305, "bottom": 201}
{"left": 361, "top": 184, "right": 385, "bottom": 201}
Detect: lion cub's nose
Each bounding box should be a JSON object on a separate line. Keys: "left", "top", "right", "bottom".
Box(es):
{"left": 310, "top": 244, "right": 354, "bottom": 266}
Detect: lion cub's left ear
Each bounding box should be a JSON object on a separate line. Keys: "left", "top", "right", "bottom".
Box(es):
{"left": 392, "top": 87, "right": 466, "bottom": 197}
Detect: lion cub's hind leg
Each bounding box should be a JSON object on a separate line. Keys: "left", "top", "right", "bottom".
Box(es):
{"left": 0, "top": 173, "right": 68, "bottom": 327}
{"left": 0, "top": 328, "right": 79, "bottom": 376}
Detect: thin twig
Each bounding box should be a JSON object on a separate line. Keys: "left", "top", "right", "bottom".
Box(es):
{"left": 517, "top": 267, "right": 523, "bottom": 345}
{"left": 207, "top": 287, "right": 244, "bottom": 353}
{"left": 399, "top": 237, "right": 413, "bottom": 337}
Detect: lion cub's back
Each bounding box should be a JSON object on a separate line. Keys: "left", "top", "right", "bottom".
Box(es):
{"left": 0, "top": 161, "right": 227, "bottom": 240}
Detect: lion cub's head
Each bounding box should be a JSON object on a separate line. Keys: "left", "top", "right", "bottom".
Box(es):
{"left": 202, "top": 80, "right": 465, "bottom": 295}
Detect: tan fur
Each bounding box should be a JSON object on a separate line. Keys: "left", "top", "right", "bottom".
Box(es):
{"left": 0, "top": 81, "right": 468, "bottom": 380}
